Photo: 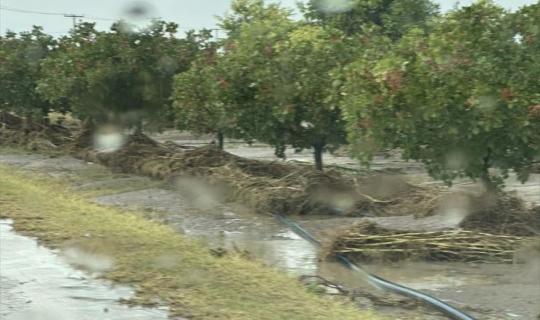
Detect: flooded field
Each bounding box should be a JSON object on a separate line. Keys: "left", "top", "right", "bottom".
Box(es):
{"left": 0, "top": 220, "right": 171, "bottom": 320}
{"left": 1, "top": 144, "right": 539, "bottom": 319}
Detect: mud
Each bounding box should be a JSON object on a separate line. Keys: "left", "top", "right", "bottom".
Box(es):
{"left": 0, "top": 220, "right": 173, "bottom": 320}
{"left": 1, "top": 150, "right": 539, "bottom": 319}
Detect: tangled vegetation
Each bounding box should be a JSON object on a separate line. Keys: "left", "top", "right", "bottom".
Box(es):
{"left": 328, "top": 220, "right": 539, "bottom": 263}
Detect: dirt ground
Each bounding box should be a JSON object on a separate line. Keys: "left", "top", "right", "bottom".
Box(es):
{"left": 1, "top": 144, "right": 539, "bottom": 319}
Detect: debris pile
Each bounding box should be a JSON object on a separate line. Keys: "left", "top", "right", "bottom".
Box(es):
{"left": 459, "top": 193, "right": 540, "bottom": 236}
{"left": 329, "top": 221, "right": 536, "bottom": 263}
{"left": 0, "top": 112, "right": 72, "bottom": 152}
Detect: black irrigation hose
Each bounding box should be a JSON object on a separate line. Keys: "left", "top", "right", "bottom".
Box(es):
{"left": 274, "top": 214, "right": 477, "bottom": 320}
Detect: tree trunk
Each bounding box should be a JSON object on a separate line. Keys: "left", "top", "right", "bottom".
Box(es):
{"left": 41, "top": 106, "right": 50, "bottom": 125}
{"left": 134, "top": 120, "right": 143, "bottom": 135}
{"left": 313, "top": 144, "right": 324, "bottom": 171}
{"left": 480, "top": 147, "right": 497, "bottom": 192}
{"left": 480, "top": 172, "right": 497, "bottom": 192}
{"left": 217, "top": 131, "right": 224, "bottom": 150}
{"left": 22, "top": 113, "right": 33, "bottom": 136}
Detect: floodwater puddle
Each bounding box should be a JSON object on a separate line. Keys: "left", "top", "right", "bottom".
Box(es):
{"left": 0, "top": 220, "right": 170, "bottom": 320}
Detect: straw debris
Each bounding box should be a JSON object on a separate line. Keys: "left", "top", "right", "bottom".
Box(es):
{"left": 0, "top": 112, "right": 72, "bottom": 153}
{"left": 459, "top": 193, "right": 540, "bottom": 236}
{"left": 329, "top": 221, "right": 537, "bottom": 263}
{"left": 77, "top": 132, "right": 452, "bottom": 216}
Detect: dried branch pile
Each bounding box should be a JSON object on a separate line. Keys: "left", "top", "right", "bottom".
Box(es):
{"left": 0, "top": 112, "right": 72, "bottom": 152}
{"left": 79, "top": 132, "right": 450, "bottom": 216}
{"left": 459, "top": 194, "right": 540, "bottom": 236}
{"left": 330, "top": 221, "right": 535, "bottom": 263}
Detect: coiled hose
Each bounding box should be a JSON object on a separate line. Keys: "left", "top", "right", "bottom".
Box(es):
{"left": 274, "top": 214, "right": 476, "bottom": 320}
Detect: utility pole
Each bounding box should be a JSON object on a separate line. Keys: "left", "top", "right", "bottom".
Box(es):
{"left": 64, "top": 14, "right": 84, "bottom": 28}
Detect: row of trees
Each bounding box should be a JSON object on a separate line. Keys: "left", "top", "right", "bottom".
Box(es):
{"left": 1, "top": 0, "right": 539, "bottom": 187}
{"left": 1, "top": 21, "right": 213, "bottom": 129}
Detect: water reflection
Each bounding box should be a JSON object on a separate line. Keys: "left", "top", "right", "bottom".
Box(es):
{"left": 205, "top": 229, "right": 319, "bottom": 274}
{"left": 0, "top": 220, "right": 168, "bottom": 320}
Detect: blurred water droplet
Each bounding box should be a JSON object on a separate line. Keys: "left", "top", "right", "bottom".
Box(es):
{"left": 476, "top": 95, "right": 498, "bottom": 111}
{"left": 62, "top": 247, "right": 114, "bottom": 273}
{"left": 125, "top": 1, "right": 152, "bottom": 17}
{"left": 93, "top": 125, "right": 126, "bottom": 153}
{"left": 154, "top": 255, "right": 180, "bottom": 270}
{"left": 24, "top": 45, "right": 45, "bottom": 66}
{"left": 445, "top": 150, "right": 467, "bottom": 170}
{"left": 119, "top": 1, "right": 157, "bottom": 32}
{"left": 175, "top": 177, "right": 224, "bottom": 211}
{"left": 437, "top": 192, "right": 472, "bottom": 225}
{"left": 314, "top": 0, "right": 355, "bottom": 13}
{"left": 158, "top": 55, "right": 177, "bottom": 75}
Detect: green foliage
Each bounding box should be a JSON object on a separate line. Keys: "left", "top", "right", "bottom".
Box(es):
{"left": 218, "top": 0, "right": 293, "bottom": 37}
{"left": 172, "top": 53, "right": 237, "bottom": 144}
{"left": 0, "top": 26, "right": 58, "bottom": 118}
{"left": 269, "top": 25, "right": 356, "bottom": 158}
{"left": 301, "top": 0, "right": 439, "bottom": 39}
{"left": 37, "top": 21, "right": 209, "bottom": 131}
{"left": 214, "top": 0, "right": 358, "bottom": 169}
{"left": 341, "top": 1, "right": 540, "bottom": 187}
{"left": 3, "top": 0, "right": 538, "bottom": 182}
{"left": 217, "top": 1, "right": 297, "bottom": 155}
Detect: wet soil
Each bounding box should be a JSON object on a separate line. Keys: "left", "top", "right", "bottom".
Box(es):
{"left": 1, "top": 147, "right": 539, "bottom": 319}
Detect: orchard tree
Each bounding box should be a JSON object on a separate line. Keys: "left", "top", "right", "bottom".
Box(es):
{"left": 268, "top": 25, "right": 358, "bottom": 170}
{"left": 340, "top": 1, "right": 540, "bottom": 189}
{"left": 301, "top": 0, "right": 439, "bottom": 39}
{"left": 218, "top": 0, "right": 292, "bottom": 37}
{"left": 217, "top": 0, "right": 358, "bottom": 170}
{"left": 510, "top": 2, "right": 540, "bottom": 145}
{"left": 217, "top": 0, "right": 297, "bottom": 157}
{"left": 0, "top": 26, "right": 59, "bottom": 120}
{"left": 37, "top": 21, "right": 209, "bottom": 132}
{"left": 172, "top": 54, "right": 235, "bottom": 149}
{"left": 172, "top": 0, "right": 289, "bottom": 151}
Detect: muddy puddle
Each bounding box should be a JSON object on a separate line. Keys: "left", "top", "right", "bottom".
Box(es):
{"left": 0, "top": 220, "right": 172, "bottom": 320}
{"left": 1, "top": 149, "right": 539, "bottom": 319}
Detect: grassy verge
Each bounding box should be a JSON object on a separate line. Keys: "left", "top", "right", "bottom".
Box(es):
{"left": 0, "top": 166, "right": 379, "bottom": 320}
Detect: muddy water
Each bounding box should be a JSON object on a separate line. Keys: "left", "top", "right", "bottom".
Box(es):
{"left": 1, "top": 150, "right": 539, "bottom": 319}
{"left": 0, "top": 220, "right": 172, "bottom": 320}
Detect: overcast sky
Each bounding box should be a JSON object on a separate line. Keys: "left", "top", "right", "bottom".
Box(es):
{"left": 0, "top": 0, "right": 537, "bottom": 36}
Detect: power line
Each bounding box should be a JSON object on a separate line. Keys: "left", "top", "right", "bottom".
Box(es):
{"left": 0, "top": 5, "right": 113, "bottom": 22}
{"left": 0, "top": 4, "right": 224, "bottom": 35}
{"left": 0, "top": 5, "right": 66, "bottom": 16}
{"left": 85, "top": 15, "right": 115, "bottom": 22}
